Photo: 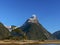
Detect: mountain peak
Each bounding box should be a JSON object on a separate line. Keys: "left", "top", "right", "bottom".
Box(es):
{"left": 20, "top": 15, "right": 56, "bottom": 40}
{"left": 32, "top": 14, "right": 37, "bottom": 19}
{"left": 28, "top": 14, "right": 38, "bottom": 23}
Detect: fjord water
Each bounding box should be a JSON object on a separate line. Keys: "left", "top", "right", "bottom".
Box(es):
{"left": 0, "top": 44, "right": 59, "bottom": 45}
{"left": 23, "top": 44, "right": 60, "bottom": 45}
{"left": 40, "top": 44, "right": 60, "bottom": 45}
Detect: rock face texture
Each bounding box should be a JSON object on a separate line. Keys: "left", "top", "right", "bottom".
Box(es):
{"left": 0, "top": 23, "right": 10, "bottom": 39}
{"left": 20, "top": 15, "right": 55, "bottom": 40}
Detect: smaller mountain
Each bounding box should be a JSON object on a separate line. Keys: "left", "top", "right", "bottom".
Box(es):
{"left": 53, "top": 30, "right": 60, "bottom": 39}
{"left": 11, "top": 25, "right": 17, "bottom": 30}
{"left": 0, "top": 22, "right": 10, "bottom": 39}
{"left": 6, "top": 25, "right": 18, "bottom": 32}
{"left": 11, "top": 28, "right": 27, "bottom": 40}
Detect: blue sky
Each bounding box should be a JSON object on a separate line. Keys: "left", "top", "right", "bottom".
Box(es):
{"left": 0, "top": 0, "right": 60, "bottom": 33}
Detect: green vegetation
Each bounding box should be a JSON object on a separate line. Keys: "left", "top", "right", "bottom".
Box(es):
{"left": 10, "top": 28, "right": 27, "bottom": 40}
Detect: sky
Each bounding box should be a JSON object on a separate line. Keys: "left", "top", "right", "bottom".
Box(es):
{"left": 0, "top": 0, "right": 60, "bottom": 33}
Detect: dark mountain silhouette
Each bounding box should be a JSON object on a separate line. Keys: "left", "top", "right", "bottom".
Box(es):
{"left": 53, "top": 30, "right": 60, "bottom": 39}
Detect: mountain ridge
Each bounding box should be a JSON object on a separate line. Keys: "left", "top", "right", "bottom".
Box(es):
{"left": 0, "top": 15, "right": 56, "bottom": 40}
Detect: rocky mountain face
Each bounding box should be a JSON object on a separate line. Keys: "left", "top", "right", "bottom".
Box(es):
{"left": 0, "top": 23, "right": 10, "bottom": 39}
{"left": 19, "top": 15, "right": 55, "bottom": 40}
{"left": 53, "top": 31, "right": 60, "bottom": 39}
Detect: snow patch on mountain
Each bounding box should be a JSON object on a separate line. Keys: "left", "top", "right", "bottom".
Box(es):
{"left": 5, "top": 26, "right": 18, "bottom": 32}
{"left": 28, "top": 14, "right": 38, "bottom": 23}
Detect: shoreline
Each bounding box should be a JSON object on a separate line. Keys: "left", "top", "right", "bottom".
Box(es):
{"left": 0, "top": 40, "right": 60, "bottom": 44}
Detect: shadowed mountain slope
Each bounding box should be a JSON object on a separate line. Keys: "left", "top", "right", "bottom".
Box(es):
{"left": 53, "top": 31, "right": 60, "bottom": 39}
{"left": 0, "top": 22, "right": 10, "bottom": 39}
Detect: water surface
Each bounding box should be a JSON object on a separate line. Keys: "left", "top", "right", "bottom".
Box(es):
{"left": 0, "top": 44, "right": 60, "bottom": 45}
{"left": 23, "top": 44, "right": 60, "bottom": 45}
